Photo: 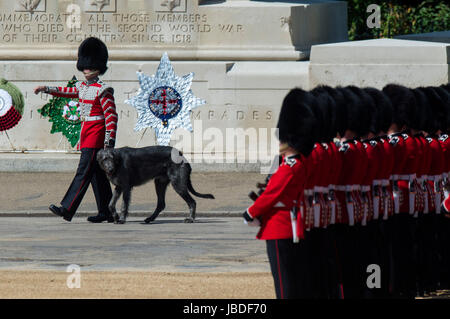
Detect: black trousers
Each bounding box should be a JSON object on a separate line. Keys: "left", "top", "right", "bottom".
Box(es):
{"left": 334, "top": 224, "right": 359, "bottom": 299}
{"left": 390, "top": 213, "right": 416, "bottom": 298}
{"left": 61, "top": 148, "right": 112, "bottom": 218}
{"left": 266, "top": 238, "right": 311, "bottom": 299}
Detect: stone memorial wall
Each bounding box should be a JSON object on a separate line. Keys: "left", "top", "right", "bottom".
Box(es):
{"left": 0, "top": 0, "right": 348, "bottom": 169}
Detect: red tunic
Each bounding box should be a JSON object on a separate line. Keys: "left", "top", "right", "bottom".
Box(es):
{"left": 361, "top": 139, "right": 380, "bottom": 222}
{"left": 440, "top": 134, "right": 450, "bottom": 175}
{"left": 335, "top": 140, "right": 359, "bottom": 225}
{"left": 329, "top": 142, "right": 343, "bottom": 189}
{"left": 302, "top": 145, "right": 322, "bottom": 230}
{"left": 439, "top": 134, "right": 450, "bottom": 211}
{"left": 398, "top": 133, "right": 419, "bottom": 214}
{"left": 426, "top": 137, "right": 444, "bottom": 211}
{"left": 315, "top": 143, "right": 330, "bottom": 228}
{"left": 388, "top": 133, "right": 408, "bottom": 214}
{"left": 326, "top": 142, "right": 340, "bottom": 226}
{"left": 414, "top": 135, "right": 428, "bottom": 213}
{"left": 247, "top": 154, "right": 308, "bottom": 240}
{"left": 380, "top": 137, "right": 395, "bottom": 181}
{"left": 379, "top": 137, "right": 395, "bottom": 218}
{"left": 353, "top": 140, "right": 369, "bottom": 224}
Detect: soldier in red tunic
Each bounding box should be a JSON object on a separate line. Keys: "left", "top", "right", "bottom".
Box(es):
{"left": 311, "top": 86, "right": 342, "bottom": 298}
{"left": 358, "top": 87, "right": 385, "bottom": 298}
{"left": 331, "top": 87, "right": 368, "bottom": 299}
{"left": 383, "top": 84, "right": 419, "bottom": 298}
{"left": 368, "top": 87, "right": 395, "bottom": 298}
{"left": 34, "top": 37, "right": 118, "bottom": 223}
{"left": 434, "top": 84, "right": 450, "bottom": 290}
{"left": 243, "top": 88, "right": 317, "bottom": 299}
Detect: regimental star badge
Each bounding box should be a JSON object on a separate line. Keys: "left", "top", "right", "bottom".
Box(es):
{"left": 125, "top": 52, "right": 206, "bottom": 146}
{"left": 38, "top": 76, "right": 81, "bottom": 148}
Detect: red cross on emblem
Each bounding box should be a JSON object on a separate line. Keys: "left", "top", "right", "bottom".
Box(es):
{"left": 150, "top": 87, "right": 179, "bottom": 116}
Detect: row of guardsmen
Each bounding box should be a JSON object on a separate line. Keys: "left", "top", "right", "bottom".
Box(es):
{"left": 244, "top": 83, "right": 450, "bottom": 299}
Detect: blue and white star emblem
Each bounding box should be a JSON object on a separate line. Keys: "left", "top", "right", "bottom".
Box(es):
{"left": 125, "top": 52, "right": 206, "bottom": 146}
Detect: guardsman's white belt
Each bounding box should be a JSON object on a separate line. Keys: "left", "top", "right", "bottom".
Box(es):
{"left": 80, "top": 115, "right": 105, "bottom": 122}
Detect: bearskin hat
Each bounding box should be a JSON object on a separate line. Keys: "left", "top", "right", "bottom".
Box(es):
{"left": 320, "top": 86, "right": 347, "bottom": 138}
{"left": 429, "top": 86, "right": 450, "bottom": 133}
{"left": 77, "top": 37, "right": 109, "bottom": 75}
{"left": 413, "top": 87, "right": 434, "bottom": 133}
{"left": 361, "top": 87, "right": 384, "bottom": 135}
{"left": 311, "top": 85, "right": 337, "bottom": 142}
{"left": 382, "top": 84, "right": 416, "bottom": 130}
{"left": 364, "top": 87, "right": 392, "bottom": 134}
{"left": 439, "top": 84, "right": 450, "bottom": 131}
{"left": 336, "top": 86, "right": 370, "bottom": 137}
{"left": 277, "top": 88, "right": 318, "bottom": 157}
{"left": 441, "top": 83, "right": 450, "bottom": 93}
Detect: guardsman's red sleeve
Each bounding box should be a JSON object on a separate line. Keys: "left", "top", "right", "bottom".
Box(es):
{"left": 48, "top": 86, "right": 79, "bottom": 98}
{"left": 100, "top": 90, "right": 118, "bottom": 145}
{"left": 247, "top": 164, "right": 294, "bottom": 219}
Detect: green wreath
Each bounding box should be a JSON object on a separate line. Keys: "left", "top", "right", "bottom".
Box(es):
{"left": 38, "top": 76, "right": 81, "bottom": 148}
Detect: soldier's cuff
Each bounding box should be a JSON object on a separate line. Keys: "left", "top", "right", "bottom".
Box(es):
{"left": 104, "top": 132, "right": 115, "bottom": 147}
{"left": 46, "top": 86, "right": 58, "bottom": 93}
{"left": 243, "top": 209, "right": 254, "bottom": 222}
{"left": 105, "top": 139, "right": 115, "bottom": 147}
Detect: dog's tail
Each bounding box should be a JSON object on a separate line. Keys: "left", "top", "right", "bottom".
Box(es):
{"left": 188, "top": 178, "right": 215, "bottom": 199}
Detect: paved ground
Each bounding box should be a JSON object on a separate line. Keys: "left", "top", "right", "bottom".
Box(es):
{"left": 0, "top": 172, "right": 275, "bottom": 298}
{"left": 0, "top": 172, "right": 268, "bottom": 272}
{"left": 0, "top": 171, "right": 261, "bottom": 216}
{"left": 0, "top": 215, "right": 274, "bottom": 299}
{"left": 0, "top": 217, "right": 268, "bottom": 272}
{"left": 0, "top": 171, "right": 267, "bottom": 272}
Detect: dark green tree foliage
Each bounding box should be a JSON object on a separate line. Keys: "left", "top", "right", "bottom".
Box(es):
{"left": 345, "top": 0, "right": 450, "bottom": 40}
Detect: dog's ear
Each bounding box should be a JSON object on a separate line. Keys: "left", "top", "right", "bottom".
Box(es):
{"left": 111, "top": 149, "right": 121, "bottom": 166}
{"left": 97, "top": 149, "right": 106, "bottom": 162}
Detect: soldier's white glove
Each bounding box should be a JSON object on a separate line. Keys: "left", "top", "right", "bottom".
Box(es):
{"left": 243, "top": 210, "right": 260, "bottom": 227}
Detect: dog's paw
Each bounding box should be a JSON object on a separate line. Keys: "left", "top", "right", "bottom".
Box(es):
{"left": 184, "top": 218, "right": 194, "bottom": 223}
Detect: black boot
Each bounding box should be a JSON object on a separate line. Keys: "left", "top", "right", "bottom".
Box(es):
{"left": 49, "top": 204, "right": 72, "bottom": 222}
{"left": 87, "top": 213, "right": 114, "bottom": 223}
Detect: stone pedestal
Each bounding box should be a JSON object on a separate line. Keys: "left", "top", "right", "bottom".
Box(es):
{"left": 309, "top": 38, "right": 450, "bottom": 89}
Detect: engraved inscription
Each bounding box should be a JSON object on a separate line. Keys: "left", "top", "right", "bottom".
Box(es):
{"left": 1, "top": 2, "right": 247, "bottom": 46}
{"left": 189, "top": 110, "right": 273, "bottom": 121}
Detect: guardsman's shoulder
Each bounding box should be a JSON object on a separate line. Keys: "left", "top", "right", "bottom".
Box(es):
{"left": 74, "top": 81, "right": 82, "bottom": 89}
{"left": 96, "top": 80, "right": 114, "bottom": 95}
{"left": 339, "top": 143, "right": 350, "bottom": 153}
{"left": 369, "top": 140, "right": 378, "bottom": 147}
{"left": 439, "top": 134, "right": 448, "bottom": 142}
{"left": 389, "top": 135, "right": 400, "bottom": 145}
{"left": 401, "top": 133, "right": 409, "bottom": 140}
{"left": 283, "top": 155, "right": 298, "bottom": 168}
{"left": 426, "top": 137, "right": 433, "bottom": 144}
